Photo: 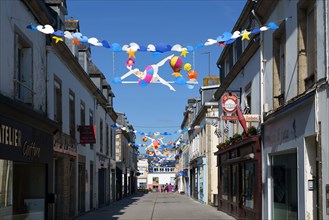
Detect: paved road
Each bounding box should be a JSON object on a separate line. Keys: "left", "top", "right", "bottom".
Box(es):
{"left": 75, "top": 192, "right": 235, "bottom": 220}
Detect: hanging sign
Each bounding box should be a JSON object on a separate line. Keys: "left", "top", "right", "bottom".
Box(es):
{"left": 221, "top": 93, "right": 238, "bottom": 114}
{"left": 78, "top": 125, "right": 96, "bottom": 144}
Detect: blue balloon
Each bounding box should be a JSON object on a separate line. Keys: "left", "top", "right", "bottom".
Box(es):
{"left": 186, "top": 45, "right": 194, "bottom": 52}
{"left": 268, "top": 22, "right": 279, "bottom": 30}
{"left": 112, "top": 77, "right": 122, "bottom": 84}
{"left": 195, "top": 43, "right": 205, "bottom": 50}
{"left": 186, "top": 84, "right": 194, "bottom": 89}
{"left": 175, "top": 77, "right": 186, "bottom": 85}
{"left": 138, "top": 45, "right": 147, "bottom": 52}
{"left": 217, "top": 32, "right": 233, "bottom": 42}
{"left": 225, "top": 38, "right": 236, "bottom": 45}
{"left": 165, "top": 45, "right": 172, "bottom": 52}
{"left": 101, "top": 40, "right": 111, "bottom": 48}
{"left": 152, "top": 52, "right": 162, "bottom": 58}
{"left": 111, "top": 43, "right": 122, "bottom": 52}
{"left": 156, "top": 43, "right": 167, "bottom": 53}
{"left": 26, "top": 24, "right": 37, "bottom": 30}
{"left": 251, "top": 28, "right": 261, "bottom": 34}
{"left": 53, "top": 30, "right": 64, "bottom": 37}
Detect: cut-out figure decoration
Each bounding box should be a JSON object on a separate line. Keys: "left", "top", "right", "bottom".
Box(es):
{"left": 119, "top": 54, "right": 176, "bottom": 91}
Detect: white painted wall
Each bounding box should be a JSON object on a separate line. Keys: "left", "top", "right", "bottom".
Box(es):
{"left": 0, "top": 0, "right": 47, "bottom": 111}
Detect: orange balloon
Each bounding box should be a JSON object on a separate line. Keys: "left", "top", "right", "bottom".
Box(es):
{"left": 188, "top": 70, "right": 198, "bottom": 79}
{"left": 142, "top": 136, "right": 148, "bottom": 142}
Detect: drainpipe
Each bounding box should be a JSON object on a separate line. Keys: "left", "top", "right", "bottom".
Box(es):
{"left": 251, "top": 8, "right": 265, "bottom": 219}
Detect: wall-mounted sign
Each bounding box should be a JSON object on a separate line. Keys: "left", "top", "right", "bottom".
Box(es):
{"left": 222, "top": 115, "right": 238, "bottom": 121}
{"left": 78, "top": 125, "right": 96, "bottom": 144}
{"left": 221, "top": 93, "right": 238, "bottom": 114}
{"left": 244, "top": 114, "right": 260, "bottom": 122}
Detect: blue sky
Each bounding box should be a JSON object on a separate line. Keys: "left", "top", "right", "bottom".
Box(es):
{"left": 66, "top": 0, "right": 246, "bottom": 147}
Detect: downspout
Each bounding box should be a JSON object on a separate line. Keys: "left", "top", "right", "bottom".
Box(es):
{"left": 251, "top": 8, "right": 265, "bottom": 219}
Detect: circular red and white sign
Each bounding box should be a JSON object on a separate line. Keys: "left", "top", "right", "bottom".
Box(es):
{"left": 221, "top": 93, "right": 238, "bottom": 113}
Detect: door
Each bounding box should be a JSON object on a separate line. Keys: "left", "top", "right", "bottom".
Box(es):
{"left": 272, "top": 153, "right": 298, "bottom": 219}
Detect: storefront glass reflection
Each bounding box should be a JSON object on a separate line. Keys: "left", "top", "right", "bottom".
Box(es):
{"left": 0, "top": 160, "right": 46, "bottom": 220}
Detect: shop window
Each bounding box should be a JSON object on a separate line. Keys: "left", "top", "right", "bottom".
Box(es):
{"left": 0, "top": 160, "right": 13, "bottom": 218}
{"left": 54, "top": 77, "right": 62, "bottom": 126}
{"left": 231, "top": 164, "right": 238, "bottom": 203}
{"left": 244, "top": 162, "right": 254, "bottom": 209}
{"left": 69, "top": 91, "right": 75, "bottom": 139}
{"left": 298, "top": 0, "right": 316, "bottom": 93}
{"left": 273, "top": 22, "right": 286, "bottom": 109}
{"left": 221, "top": 166, "right": 228, "bottom": 200}
{"left": 234, "top": 39, "right": 242, "bottom": 63}
{"left": 272, "top": 153, "right": 298, "bottom": 219}
{"left": 14, "top": 33, "right": 33, "bottom": 106}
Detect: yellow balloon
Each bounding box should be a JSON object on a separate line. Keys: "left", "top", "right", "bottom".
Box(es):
{"left": 184, "top": 63, "right": 192, "bottom": 71}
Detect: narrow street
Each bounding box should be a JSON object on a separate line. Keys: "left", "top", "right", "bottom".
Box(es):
{"left": 75, "top": 192, "right": 235, "bottom": 220}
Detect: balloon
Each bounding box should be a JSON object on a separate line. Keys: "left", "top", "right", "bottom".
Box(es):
{"left": 188, "top": 70, "right": 198, "bottom": 79}
{"left": 169, "top": 56, "right": 183, "bottom": 74}
{"left": 184, "top": 63, "right": 192, "bottom": 71}
{"left": 142, "top": 136, "right": 148, "bottom": 142}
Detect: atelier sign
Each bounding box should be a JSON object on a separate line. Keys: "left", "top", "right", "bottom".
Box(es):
{"left": 0, "top": 123, "right": 40, "bottom": 159}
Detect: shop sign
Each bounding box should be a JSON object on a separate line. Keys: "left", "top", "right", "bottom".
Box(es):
{"left": 221, "top": 93, "right": 238, "bottom": 114}
{"left": 78, "top": 125, "right": 96, "bottom": 144}
{"left": 0, "top": 123, "right": 41, "bottom": 159}
{"left": 244, "top": 114, "right": 260, "bottom": 122}
{"left": 222, "top": 115, "right": 238, "bottom": 121}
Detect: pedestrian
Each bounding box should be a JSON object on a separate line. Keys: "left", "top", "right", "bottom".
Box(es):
{"left": 164, "top": 183, "right": 168, "bottom": 192}
{"left": 168, "top": 183, "right": 172, "bottom": 192}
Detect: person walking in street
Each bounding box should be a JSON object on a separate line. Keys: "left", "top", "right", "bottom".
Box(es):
{"left": 164, "top": 183, "right": 168, "bottom": 192}
{"left": 168, "top": 183, "right": 173, "bottom": 192}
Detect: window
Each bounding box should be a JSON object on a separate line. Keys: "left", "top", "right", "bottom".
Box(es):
{"left": 221, "top": 166, "right": 228, "bottom": 200}
{"left": 106, "top": 124, "right": 109, "bottom": 156}
{"left": 234, "top": 39, "right": 242, "bottom": 62}
{"left": 231, "top": 165, "right": 238, "bottom": 203}
{"left": 298, "top": 0, "right": 316, "bottom": 93}
{"left": 244, "top": 82, "right": 251, "bottom": 114}
{"left": 69, "top": 91, "right": 75, "bottom": 138}
{"left": 273, "top": 22, "right": 286, "bottom": 109}
{"left": 14, "top": 33, "right": 33, "bottom": 105}
{"left": 89, "top": 110, "right": 94, "bottom": 150}
{"left": 244, "top": 162, "right": 254, "bottom": 209}
{"left": 110, "top": 127, "right": 113, "bottom": 157}
{"left": 99, "top": 119, "right": 103, "bottom": 153}
{"left": 54, "top": 77, "right": 62, "bottom": 126}
{"left": 80, "top": 101, "right": 85, "bottom": 126}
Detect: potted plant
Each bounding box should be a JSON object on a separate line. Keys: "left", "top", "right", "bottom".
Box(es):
{"left": 248, "top": 126, "right": 257, "bottom": 135}
{"left": 233, "top": 133, "right": 242, "bottom": 143}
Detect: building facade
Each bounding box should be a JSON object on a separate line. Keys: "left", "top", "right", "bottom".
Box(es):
{"left": 115, "top": 113, "right": 136, "bottom": 200}
{"left": 213, "top": 0, "right": 329, "bottom": 219}
{"left": 0, "top": 0, "right": 58, "bottom": 219}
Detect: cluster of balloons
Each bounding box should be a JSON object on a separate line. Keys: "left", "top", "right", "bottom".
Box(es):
{"left": 169, "top": 56, "right": 198, "bottom": 87}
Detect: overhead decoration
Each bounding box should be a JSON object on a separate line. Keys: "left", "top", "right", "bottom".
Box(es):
{"left": 112, "top": 54, "right": 198, "bottom": 91}
{"left": 26, "top": 17, "right": 290, "bottom": 91}
{"left": 111, "top": 124, "right": 205, "bottom": 137}
{"left": 26, "top": 17, "right": 289, "bottom": 54}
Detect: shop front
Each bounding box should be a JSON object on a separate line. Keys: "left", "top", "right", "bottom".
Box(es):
{"left": 215, "top": 135, "right": 261, "bottom": 220}
{"left": 0, "top": 100, "right": 55, "bottom": 220}
{"left": 263, "top": 93, "right": 317, "bottom": 219}
{"left": 189, "top": 156, "right": 206, "bottom": 203}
